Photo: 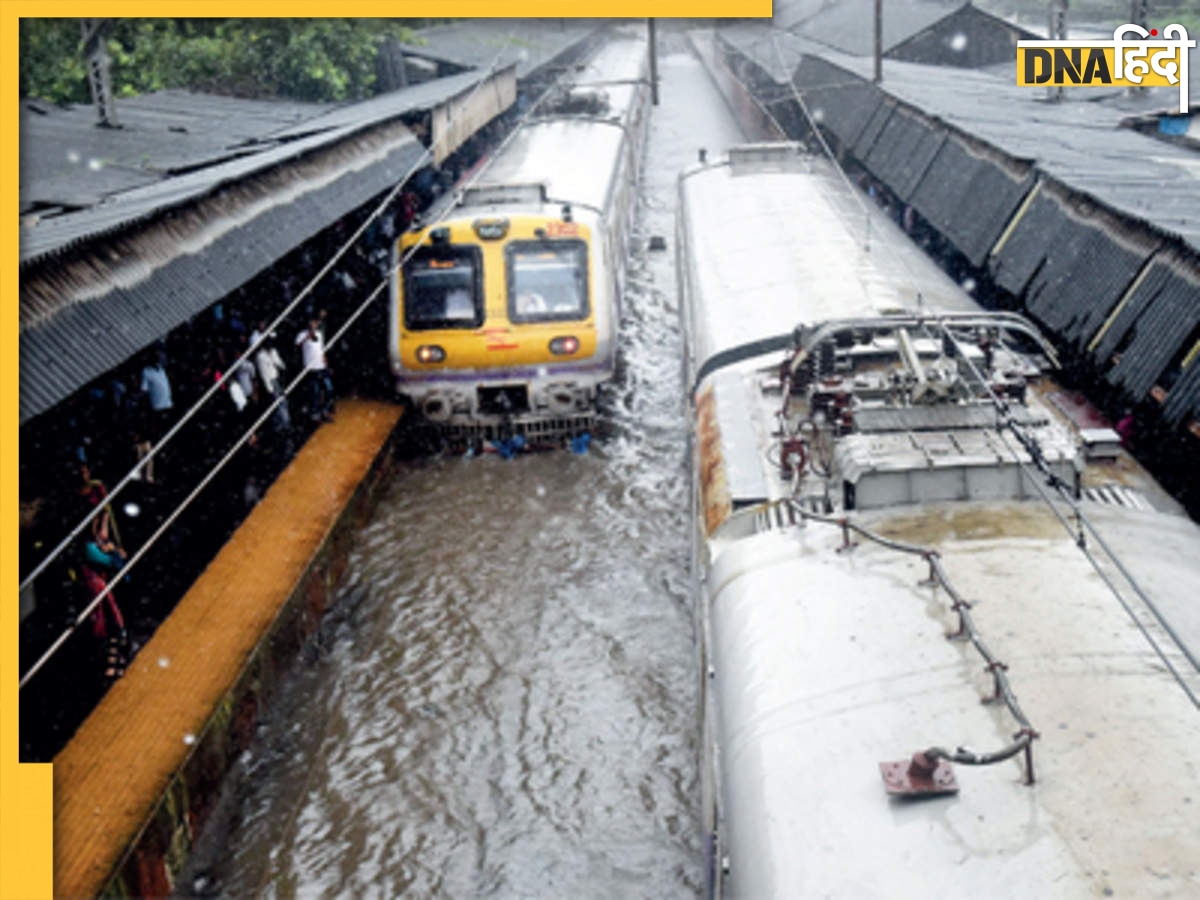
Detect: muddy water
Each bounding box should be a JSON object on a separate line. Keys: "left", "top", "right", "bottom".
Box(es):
{"left": 186, "top": 38, "right": 747, "bottom": 899}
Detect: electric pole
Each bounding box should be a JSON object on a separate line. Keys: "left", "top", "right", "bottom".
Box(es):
{"left": 80, "top": 19, "right": 118, "bottom": 127}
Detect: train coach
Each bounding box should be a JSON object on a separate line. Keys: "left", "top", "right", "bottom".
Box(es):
{"left": 389, "top": 32, "right": 650, "bottom": 442}
{"left": 678, "top": 143, "right": 1200, "bottom": 897}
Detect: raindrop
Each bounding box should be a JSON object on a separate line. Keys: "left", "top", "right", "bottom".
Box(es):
{"left": 961, "top": 277, "right": 977, "bottom": 293}
{"left": 183, "top": 733, "right": 196, "bottom": 745}
{"left": 811, "top": 107, "right": 826, "bottom": 124}
{"left": 950, "top": 33, "right": 968, "bottom": 53}
{"left": 87, "top": 158, "right": 104, "bottom": 171}
{"left": 158, "top": 656, "right": 170, "bottom": 668}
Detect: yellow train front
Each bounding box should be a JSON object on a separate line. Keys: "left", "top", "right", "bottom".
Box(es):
{"left": 391, "top": 200, "right": 608, "bottom": 440}
{"left": 388, "top": 33, "right": 648, "bottom": 442}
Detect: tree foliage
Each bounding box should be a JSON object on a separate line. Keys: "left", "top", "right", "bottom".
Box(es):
{"left": 20, "top": 19, "right": 428, "bottom": 105}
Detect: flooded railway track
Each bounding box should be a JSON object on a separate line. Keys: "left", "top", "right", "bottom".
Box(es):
{"left": 180, "top": 42, "right": 747, "bottom": 898}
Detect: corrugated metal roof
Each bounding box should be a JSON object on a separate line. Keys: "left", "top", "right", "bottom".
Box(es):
{"left": 989, "top": 185, "right": 1057, "bottom": 295}
{"left": 793, "top": 0, "right": 966, "bottom": 57}
{"left": 842, "top": 52, "right": 1200, "bottom": 251}
{"left": 850, "top": 95, "right": 894, "bottom": 155}
{"left": 1096, "top": 253, "right": 1200, "bottom": 399}
{"left": 807, "top": 80, "right": 884, "bottom": 149}
{"left": 908, "top": 134, "right": 1035, "bottom": 266}
{"left": 1036, "top": 233, "right": 1143, "bottom": 344}
{"left": 404, "top": 19, "right": 604, "bottom": 79}
{"left": 268, "top": 68, "right": 500, "bottom": 139}
{"left": 19, "top": 92, "right": 328, "bottom": 212}
{"left": 887, "top": 5, "right": 1040, "bottom": 68}
{"left": 20, "top": 125, "right": 425, "bottom": 423}
{"left": 718, "top": 23, "right": 1200, "bottom": 253}
{"left": 1031, "top": 209, "right": 1160, "bottom": 348}
{"left": 1163, "top": 354, "right": 1200, "bottom": 426}
{"left": 20, "top": 69, "right": 493, "bottom": 266}
{"left": 1105, "top": 278, "right": 1200, "bottom": 399}
{"left": 859, "top": 104, "right": 945, "bottom": 201}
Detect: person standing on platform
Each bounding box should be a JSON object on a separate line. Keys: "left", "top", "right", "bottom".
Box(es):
{"left": 255, "top": 330, "right": 291, "bottom": 432}
{"left": 79, "top": 463, "right": 127, "bottom": 573}
{"left": 139, "top": 350, "right": 174, "bottom": 482}
{"left": 296, "top": 315, "right": 334, "bottom": 422}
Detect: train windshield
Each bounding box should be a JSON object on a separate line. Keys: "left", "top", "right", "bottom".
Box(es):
{"left": 402, "top": 248, "right": 483, "bottom": 330}
{"left": 506, "top": 240, "right": 589, "bottom": 323}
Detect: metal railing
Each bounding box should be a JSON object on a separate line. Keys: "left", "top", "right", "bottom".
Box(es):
{"left": 765, "top": 499, "right": 1041, "bottom": 783}
{"left": 19, "top": 27, "right": 638, "bottom": 691}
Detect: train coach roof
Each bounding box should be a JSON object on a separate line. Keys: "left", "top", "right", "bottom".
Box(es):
{"left": 707, "top": 503, "right": 1200, "bottom": 896}
{"left": 679, "top": 154, "right": 979, "bottom": 385}
{"left": 471, "top": 119, "right": 627, "bottom": 216}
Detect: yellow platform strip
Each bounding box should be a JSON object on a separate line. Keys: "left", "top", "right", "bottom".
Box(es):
{"left": 52, "top": 398, "right": 402, "bottom": 898}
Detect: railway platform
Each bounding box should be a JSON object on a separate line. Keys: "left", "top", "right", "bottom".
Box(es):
{"left": 51, "top": 398, "right": 403, "bottom": 898}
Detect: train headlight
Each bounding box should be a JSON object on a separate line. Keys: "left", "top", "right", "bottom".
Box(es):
{"left": 549, "top": 336, "right": 580, "bottom": 356}
{"left": 416, "top": 345, "right": 446, "bottom": 364}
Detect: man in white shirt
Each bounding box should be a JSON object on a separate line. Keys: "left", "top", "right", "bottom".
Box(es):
{"left": 296, "top": 317, "right": 334, "bottom": 421}
{"left": 256, "top": 333, "right": 291, "bottom": 431}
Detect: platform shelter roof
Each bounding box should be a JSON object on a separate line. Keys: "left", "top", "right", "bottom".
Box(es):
{"left": 19, "top": 67, "right": 512, "bottom": 424}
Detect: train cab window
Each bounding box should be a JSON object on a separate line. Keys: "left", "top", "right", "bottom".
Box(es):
{"left": 403, "top": 248, "right": 483, "bottom": 330}
{"left": 506, "top": 240, "right": 589, "bottom": 323}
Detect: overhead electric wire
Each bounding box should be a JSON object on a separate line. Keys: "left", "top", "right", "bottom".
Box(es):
{"left": 924, "top": 319, "right": 1200, "bottom": 709}
{"left": 740, "top": 25, "right": 1200, "bottom": 706}
{"left": 19, "top": 31, "right": 574, "bottom": 690}
{"left": 769, "top": 32, "right": 876, "bottom": 252}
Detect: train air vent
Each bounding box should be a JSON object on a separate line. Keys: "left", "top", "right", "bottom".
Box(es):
{"left": 728, "top": 142, "right": 809, "bottom": 175}
{"left": 1082, "top": 484, "right": 1150, "bottom": 511}
{"left": 460, "top": 183, "right": 547, "bottom": 208}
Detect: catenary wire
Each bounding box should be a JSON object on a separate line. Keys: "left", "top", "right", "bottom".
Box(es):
{"left": 21, "top": 27, "right": 641, "bottom": 690}
{"left": 20, "top": 33, "right": 532, "bottom": 689}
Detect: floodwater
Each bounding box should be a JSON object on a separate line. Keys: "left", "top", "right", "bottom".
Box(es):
{"left": 182, "top": 36, "right": 747, "bottom": 899}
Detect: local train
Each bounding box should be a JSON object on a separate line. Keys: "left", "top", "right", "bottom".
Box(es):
{"left": 678, "top": 143, "right": 1200, "bottom": 897}
{"left": 388, "top": 32, "right": 649, "bottom": 441}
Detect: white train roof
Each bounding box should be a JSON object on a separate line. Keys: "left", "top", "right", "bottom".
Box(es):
{"left": 679, "top": 146, "right": 979, "bottom": 384}
{"left": 707, "top": 500, "right": 1200, "bottom": 897}
{"left": 569, "top": 35, "right": 647, "bottom": 125}
{"left": 683, "top": 145, "right": 1200, "bottom": 899}
{"left": 470, "top": 119, "right": 625, "bottom": 215}
{"left": 462, "top": 35, "right": 646, "bottom": 219}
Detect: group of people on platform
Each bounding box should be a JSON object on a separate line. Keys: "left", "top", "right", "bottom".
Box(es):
{"left": 20, "top": 140, "right": 503, "bottom": 758}
{"left": 53, "top": 310, "right": 339, "bottom": 683}
{"left": 20, "top": 237, "right": 375, "bottom": 689}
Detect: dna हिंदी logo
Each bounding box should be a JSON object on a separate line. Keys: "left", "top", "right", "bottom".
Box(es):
{"left": 1017, "top": 24, "right": 1194, "bottom": 112}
